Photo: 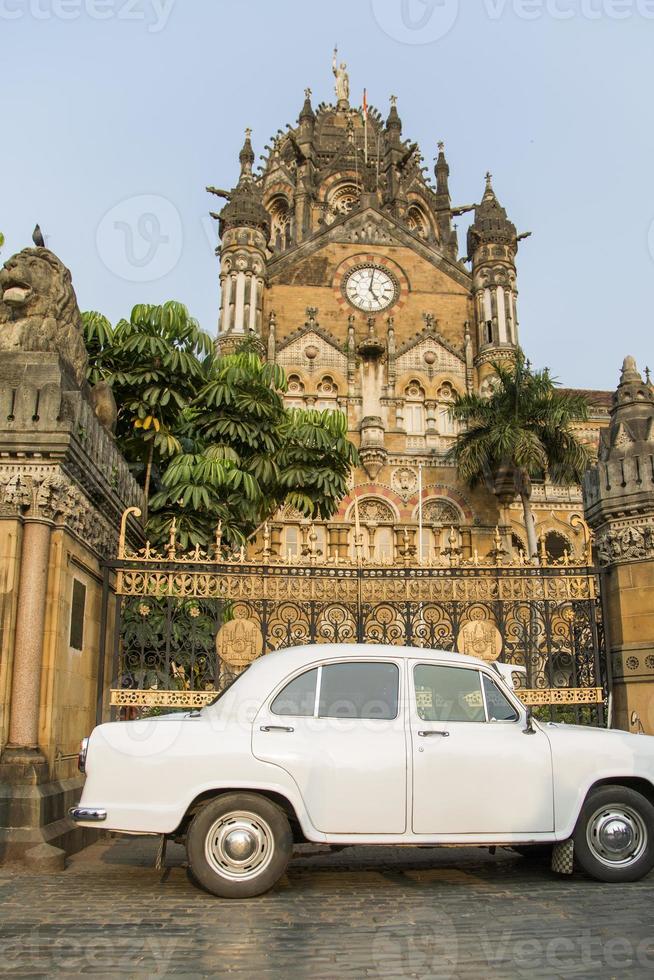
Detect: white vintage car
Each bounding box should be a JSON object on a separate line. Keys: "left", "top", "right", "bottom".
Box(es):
{"left": 71, "top": 645, "right": 654, "bottom": 897}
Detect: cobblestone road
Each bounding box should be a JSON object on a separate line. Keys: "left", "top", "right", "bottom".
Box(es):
{"left": 0, "top": 837, "right": 652, "bottom": 978}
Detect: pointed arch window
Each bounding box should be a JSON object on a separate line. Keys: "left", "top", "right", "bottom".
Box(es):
{"left": 404, "top": 381, "right": 425, "bottom": 435}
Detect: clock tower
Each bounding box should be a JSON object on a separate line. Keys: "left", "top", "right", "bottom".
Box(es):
{"left": 208, "top": 61, "right": 602, "bottom": 564}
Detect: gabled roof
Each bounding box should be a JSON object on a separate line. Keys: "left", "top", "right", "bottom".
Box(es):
{"left": 396, "top": 324, "right": 465, "bottom": 363}
{"left": 277, "top": 322, "right": 346, "bottom": 356}
{"left": 268, "top": 204, "right": 471, "bottom": 290}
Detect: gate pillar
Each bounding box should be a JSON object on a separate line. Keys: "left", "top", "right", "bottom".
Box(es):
{"left": 584, "top": 357, "right": 654, "bottom": 733}
{"left": 0, "top": 245, "right": 143, "bottom": 867}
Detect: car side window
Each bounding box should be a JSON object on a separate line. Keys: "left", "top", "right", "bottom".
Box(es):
{"left": 482, "top": 674, "right": 519, "bottom": 722}
{"left": 318, "top": 662, "right": 399, "bottom": 720}
{"left": 414, "top": 664, "right": 485, "bottom": 723}
{"left": 270, "top": 667, "right": 318, "bottom": 717}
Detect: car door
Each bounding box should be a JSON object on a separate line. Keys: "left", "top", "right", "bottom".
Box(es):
{"left": 409, "top": 661, "right": 554, "bottom": 835}
{"left": 252, "top": 659, "right": 407, "bottom": 834}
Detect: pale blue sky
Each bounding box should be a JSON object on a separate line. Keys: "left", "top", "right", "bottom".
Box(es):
{"left": 3, "top": 0, "right": 653, "bottom": 389}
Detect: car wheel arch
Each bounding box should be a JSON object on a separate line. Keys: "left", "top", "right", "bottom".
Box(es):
{"left": 174, "top": 787, "right": 308, "bottom": 842}
{"left": 581, "top": 776, "right": 654, "bottom": 812}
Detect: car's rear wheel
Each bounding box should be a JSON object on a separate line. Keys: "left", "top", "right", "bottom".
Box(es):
{"left": 186, "top": 793, "right": 293, "bottom": 898}
{"left": 573, "top": 785, "right": 654, "bottom": 883}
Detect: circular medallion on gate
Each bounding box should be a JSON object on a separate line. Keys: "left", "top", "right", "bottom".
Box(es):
{"left": 457, "top": 620, "right": 503, "bottom": 662}
{"left": 216, "top": 619, "right": 263, "bottom": 668}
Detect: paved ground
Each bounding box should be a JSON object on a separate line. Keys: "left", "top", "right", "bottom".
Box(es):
{"left": 0, "top": 838, "right": 652, "bottom": 978}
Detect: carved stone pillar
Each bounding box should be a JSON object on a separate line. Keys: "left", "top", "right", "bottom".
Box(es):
{"left": 5, "top": 520, "right": 51, "bottom": 756}
{"left": 584, "top": 357, "right": 654, "bottom": 732}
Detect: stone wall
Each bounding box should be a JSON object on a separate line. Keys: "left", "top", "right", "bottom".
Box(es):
{"left": 584, "top": 357, "right": 654, "bottom": 732}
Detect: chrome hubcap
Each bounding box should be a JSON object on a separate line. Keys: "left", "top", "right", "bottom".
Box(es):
{"left": 205, "top": 811, "right": 274, "bottom": 881}
{"left": 587, "top": 806, "right": 647, "bottom": 868}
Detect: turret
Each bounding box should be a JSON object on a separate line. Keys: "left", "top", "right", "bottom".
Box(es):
{"left": 210, "top": 130, "right": 269, "bottom": 353}
{"left": 294, "top": 88, "right": 317, "bottom": 244}
{"left": 467, "top": 173, "right": 519, "bottom": 374}
{"left": 434, "top": 142, "right": 457, "bottom": 259}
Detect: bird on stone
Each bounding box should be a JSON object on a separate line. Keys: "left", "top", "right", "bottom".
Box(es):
{"left": 32, "top": 224, "right": 45, "bottom": 247}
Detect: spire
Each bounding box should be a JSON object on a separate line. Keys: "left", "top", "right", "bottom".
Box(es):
{"left": 218, "top": 129, "right": 269, "bottom": 236}
{"left": 299, "top": 87, "right": 315, "bottom": 126}
{"left": 238, "top": 128, "right": 255, "bottom": 181}
{"left": 435, "top": 141, "right": 450, "bottom": 196}
{"left": 386, "top": 95, "right": 402, "bottom": 140}
{"left": 467, "top": 171, "right": 517, "bottom": 254}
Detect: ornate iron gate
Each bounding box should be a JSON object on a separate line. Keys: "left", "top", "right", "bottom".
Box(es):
{"left": 102, "top": 510, "right": 607, "bottom": 725}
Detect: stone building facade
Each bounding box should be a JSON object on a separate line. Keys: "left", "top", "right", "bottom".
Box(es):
{"left": 208, "top": 66, "right": 610, "bottom": 562}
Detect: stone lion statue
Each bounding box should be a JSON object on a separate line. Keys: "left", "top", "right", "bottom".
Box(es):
{"left": 0, "top": 247, "right": 88, "bottom": 388}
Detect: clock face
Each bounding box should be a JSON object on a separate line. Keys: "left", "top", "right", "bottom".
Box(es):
{"left": 344, "top": 266, "right": 397, "bottom": 312}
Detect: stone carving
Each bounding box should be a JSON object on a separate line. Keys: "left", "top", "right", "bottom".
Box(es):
{"left": 216, "top": 618, "right": 263, "bottom": 668}
{"left": 0, "top": 464, "right": 117, "bottom": 556}
{"left": 596, "top": 522, "right": 654, "bottom": 565}
{"left": 89, "top": 380, "right": 118, "bottom": 434}
{"left": 0, "top": 248, "right": 88, "bottom": 388}
{"left": 358, "top": 498, "right": 395, "bottom": 523}
{"left": 392, "top": 467, "right": 418, "bottom": 500}
{"left": 332, "top": 48, "right": 349, "bottom": 104}
{"left": 423, "top": 500, "right": 461, "bottom": 525}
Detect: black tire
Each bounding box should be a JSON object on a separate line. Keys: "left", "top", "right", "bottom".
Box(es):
{"left": 573, "top": 785, "right": 654, "bottom": 883}
{"left": 512, "top": 844, "right": 552, "bottom": 861}
{"left": 186, "top": 792, "right": 293, "bottom": 898}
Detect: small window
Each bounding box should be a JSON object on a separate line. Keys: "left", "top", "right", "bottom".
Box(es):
{"left": 414, "top": 664, "right": 485, "bottom": 723}
{"left": 69, "top": 579, "right": 86, "bottom": 651}
{"left": 318, "top": 662, "right": 399, "bottom": 720}
{"left": 271, "top": 667, "right": 318, "bottom": 717}
{"left": 482, "top": 674, "right": 519, "bottom": 722}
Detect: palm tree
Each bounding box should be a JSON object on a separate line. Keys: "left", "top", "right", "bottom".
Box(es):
{"left": 449, "top": 351, "right": 591, "bottom": 559}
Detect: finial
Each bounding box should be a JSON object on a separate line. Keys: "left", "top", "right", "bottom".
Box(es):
{"left": 620, "top": 355, "right": 642, "bottom": 385}
{"left": 646, "top": 366, "right": 652, "bottom": 385}
{"left": 305, "top": 87, "right": 312, "bottom": 99}
{"left": 245, "top": 127, "right": 252, "bottom": 140}
{"left": 390, "top": 94, "right": 397, "bottom": 107}
{"left": 485, "top": 171, "right": 493, "bottom": 186}
{"left": 437, "top": 141, "right": 445, "bottom": 153}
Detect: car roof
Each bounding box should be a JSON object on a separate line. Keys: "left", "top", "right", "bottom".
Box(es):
{"left": 208, "top": 644, "right": 502, "bottom": 717}
{"left": 259, "top": 643, "right": 486, "bottom": 668}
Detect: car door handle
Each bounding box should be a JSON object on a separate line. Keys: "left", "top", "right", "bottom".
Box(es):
{"left": 418, "top": 730, "right": 450, "bottom": 737}
{"left": 260, "top": 725, "right": 295, "bottom": 733}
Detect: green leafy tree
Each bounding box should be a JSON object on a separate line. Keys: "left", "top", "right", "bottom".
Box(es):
{"left": 448, "top": 351, "right": 590, "bottom": 559}
{"left": 83, "top": 302, "right": 213, "bottom": 517}
{"left": 150, "top": 352, "right": 358, "bottom": 549}
{"left": 82, "top": 313, "right": 358, "bottom": 548}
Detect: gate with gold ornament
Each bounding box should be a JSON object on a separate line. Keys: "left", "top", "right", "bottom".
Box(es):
{"left": 103, "top": 509, "right": 607, "bottom": 725}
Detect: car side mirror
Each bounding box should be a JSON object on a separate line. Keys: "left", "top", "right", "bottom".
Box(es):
{"left": 522, "top": 706, "right": 536, "bottom": 735}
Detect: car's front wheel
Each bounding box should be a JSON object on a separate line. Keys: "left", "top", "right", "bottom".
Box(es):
{"left": 186, "top": 793, "right": 293, "bottom": 898}
{"left": 573, "top": 785, "right": 654, "bottom": 883}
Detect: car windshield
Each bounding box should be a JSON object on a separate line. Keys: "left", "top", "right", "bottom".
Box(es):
{"left": 204, "top": 666, "right": 251, "bottom": 708}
